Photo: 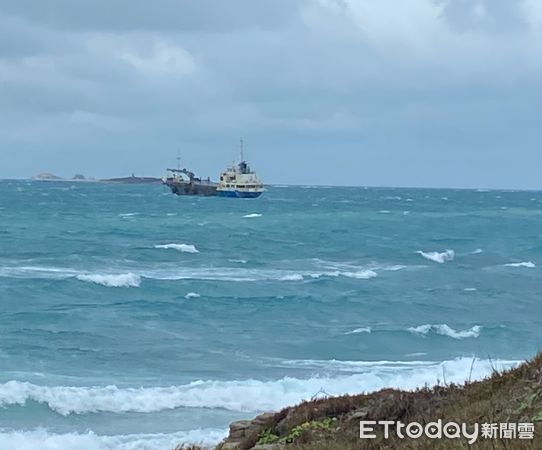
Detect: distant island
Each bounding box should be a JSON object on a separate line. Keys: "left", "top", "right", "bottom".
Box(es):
{"left": 102, "top": 174, "right": 162, "bottom": 184}
{"left": 31, "top": 173, "right": 161, "bottom": 184}
{"left": 32, "top": 172, "right": 64, "bottom": 181}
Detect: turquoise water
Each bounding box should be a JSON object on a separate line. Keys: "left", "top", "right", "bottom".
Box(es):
{"left": 0, "top": 180, "right": 540, "bottom": 449}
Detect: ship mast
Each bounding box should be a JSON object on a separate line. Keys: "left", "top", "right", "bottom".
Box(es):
{"left": 240, "top": 138, "right": 244, "bottom": 162}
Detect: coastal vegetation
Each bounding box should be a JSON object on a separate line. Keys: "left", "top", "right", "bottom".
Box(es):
{"left": 179, "top": 352, "right": 542, "bottom": 449}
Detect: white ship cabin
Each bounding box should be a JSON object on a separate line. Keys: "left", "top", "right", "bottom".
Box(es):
{"left": 219, "top": 161, "right": 263, "bottom": 190}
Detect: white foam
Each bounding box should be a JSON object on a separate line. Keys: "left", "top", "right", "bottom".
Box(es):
{"left": 185, "top": 292, "right": 201, "bottom": 299}
{"left": 279, "top": 274, "right": 305, "bottom": 281}
{"left": 504, "top": 261, "right": 536, "bottom": 268}
{"left": 0, "top": 263, "right": 392, "bottom": 284}
{"left": 463, "top": 288, "right": 478, "bottom": 292}
{"left": 228, "top": 259, "right": 247, "bottom": 264}
{"left": 76, "top": 273, "right": 141, "bottom": 288}
{"left": 154, "top": 243, "right": 199, "bottom": 254}
{"left": 342, "top": 270, "right": 378, "bottom": 279}
{"left": 378, "top": 210, "right": 391, "bottom": 214}
{"left": 408, "top": 324, "right": 433, "bottom": 335}
{"left": 146, "top": 267, "right": 378, "bottom": 282}
{"left": 381, "top": 196, "right": 402, "bottom": 200}
{"left": 472, "top": 249, "right": 483, "bottom": 254}
{"left": 0, "top": 266, "right": 79, "bottom": 279}
{"left": 0, "top": 428, "right": 226, "bottom": 450}
{"left": 344, "top": 327, "right": 371, "bottom": 335}
{"left": 0, "top": 357, "right": 518, "bottom": 415}
{"left": 308, "top": 269, "right": 378, "bottom": 280}
{"left": 408, "top": 324, "right": 481, "bottom": 339}
{"left": 381, "top": 265, "right": 408, "bottom": 272}
{"left": 119, "top": 213, "right": 139, "bottom": 218}
{"left": 243, "top": 213, "right": 262, "bottom": 218}
{"left": 417, "top": 249, "right": 455, "bottom": 264}
{"left": 0, "top": 265, "right": 376, "bottom": 283}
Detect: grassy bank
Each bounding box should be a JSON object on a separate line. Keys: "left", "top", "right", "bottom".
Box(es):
{"left": 179, "top": 352, "right": 542, "bottom": 449}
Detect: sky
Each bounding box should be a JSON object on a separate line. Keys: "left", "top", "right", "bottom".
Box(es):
{"left": 0, "top": 0, "right": 541, "bottom": 188}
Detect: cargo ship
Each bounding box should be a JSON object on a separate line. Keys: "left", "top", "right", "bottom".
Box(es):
{"left": 164, "top": 140, "right": 264, "bottom": 198}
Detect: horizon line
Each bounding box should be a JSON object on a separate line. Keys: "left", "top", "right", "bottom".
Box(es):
{"left": 1, "top": 177, "right": 542, "bottom": 192}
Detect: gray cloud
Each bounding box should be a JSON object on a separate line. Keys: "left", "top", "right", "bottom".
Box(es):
{"left": 0, "top": 0, "right": 303, "bottom": 31}
{"left": 438, "top": 0, "right": 529, "bottom": 33}
{"left": 1, "top": 0, "right": 541, "bottom": 188}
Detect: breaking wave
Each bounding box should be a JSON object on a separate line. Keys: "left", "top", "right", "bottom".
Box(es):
{"left": 279, "top": 274, "right": 304, "bottom": 281}
{"left": 243, "top": 213, "right": 262, "bottom": 218}
{"left": 147, "top": 267, "right": 378, "bottom": 282}
{"left": 0, "top": 265, "right": 378, "bottom": 283}
{"left": 154, "top": 243, "right": 199, "bottom": 254}
{"left": 0, "top": 266, "right": 79, "bottom": 279}
{"left": 344, "top": 327, "right": 371, "bottom": 335}
{"left": 417, "top": 249, "right": 455, "bottom": 264}
{"left": 0, "top": 357, "right": 518, "bottom": 416}
{"left": 504, "top": 261, "right": 536, "bottom": 268}
{"left": 311, "top": 269, "right": 377, "bottom": 280}
{"left": 408, "top": 324, "right": 481, "bottom": 339}
{"left": 75, "top": 273, "right": 141, "bottom": 288}
{"left": 0, "top": 428, "right": 226, "bottom": 450}
{"left": 0, "top": 260, "right": 413, "bottom": 284}
{"left": 185, "top": 292, "right": 201, "bottom": 299}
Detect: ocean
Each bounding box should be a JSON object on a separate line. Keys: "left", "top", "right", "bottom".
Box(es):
{"left": 0, "top": 180, "right": 540, "bottom": 449}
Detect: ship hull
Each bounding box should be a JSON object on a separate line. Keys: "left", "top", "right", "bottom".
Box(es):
{"left": 216, "top": 190, "right": 263, "bottom": 198}
{"left": 166, "top": 180, "right": 218, "bottom": 196}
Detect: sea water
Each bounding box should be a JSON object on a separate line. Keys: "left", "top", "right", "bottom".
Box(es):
{"left": 0, "top": 181, "right": 540, "bottom": 449}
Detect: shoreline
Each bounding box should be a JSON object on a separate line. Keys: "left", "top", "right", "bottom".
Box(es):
{"left": 178, "top": 353, "right": 542, "bottom": 449}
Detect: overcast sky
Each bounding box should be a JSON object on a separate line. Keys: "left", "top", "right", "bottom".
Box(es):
{"left": 0, "top": 0, "right": 541, "bottom": 188}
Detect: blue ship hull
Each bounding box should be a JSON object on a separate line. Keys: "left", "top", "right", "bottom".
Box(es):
{"left": 216, "top": 190, "right": 263, "bottom": 198}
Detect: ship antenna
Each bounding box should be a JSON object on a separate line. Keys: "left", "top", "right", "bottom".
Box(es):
{"left": 240, "top": 138, "right": 244, "bottom": 162}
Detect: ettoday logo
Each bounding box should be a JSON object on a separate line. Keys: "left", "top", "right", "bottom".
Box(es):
{"left": 360, "top": 420, "right": 535, "bottom": 444}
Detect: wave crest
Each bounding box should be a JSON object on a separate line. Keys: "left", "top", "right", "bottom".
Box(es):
{"left": 417, "top": 249, "right": 455, "bottom": 264}
{"left": 344, "top": 327, "right": 371, "bottom": 335}
{"left": 0, "top": 428, "right": 226, "bottom": 450}
{"left": 408, "top": 324, "right": 481, "bottom": 339}
{"left": 0, "top": 357, "right": 519, "bottom": 416}
{"left": 504, "top": 261, "right": 536, "bottom": 268}
{"left": 76, "top": 273, "right": 141, "bottom": 288}
{"left": 154, "top": 243, "right": 199, "bottom": 253}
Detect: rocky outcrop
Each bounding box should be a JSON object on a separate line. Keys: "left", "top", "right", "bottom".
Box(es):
{"left": 216, "top": 412, "right": 277, "bottom": 450}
